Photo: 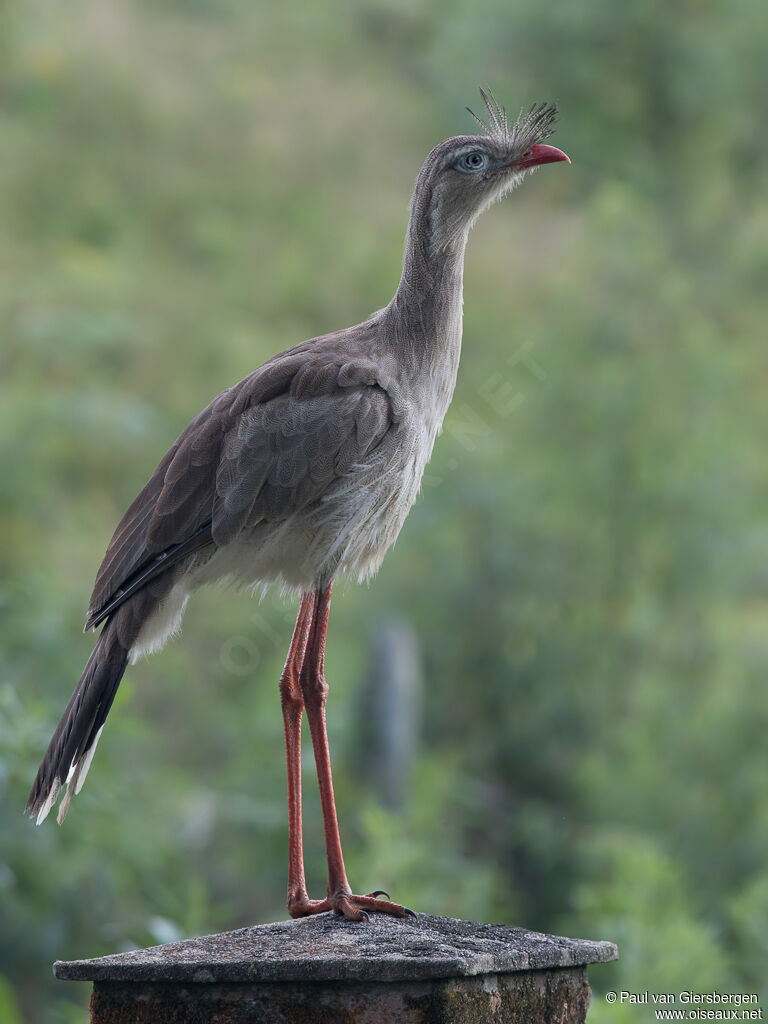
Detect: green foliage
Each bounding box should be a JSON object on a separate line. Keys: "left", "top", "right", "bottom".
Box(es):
{"left": 0, "top": 975, "right": 24, "bottom": 1024}
{"left": 573, "top": 831, "right": 731, "bottom": 1014}
{"left": 1, "top": 1, "right": 767, "bottom": 1020}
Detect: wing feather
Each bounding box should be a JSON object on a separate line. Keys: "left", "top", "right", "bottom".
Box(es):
{"left": 86, "top": 344, "right": 396, "bottom": 625}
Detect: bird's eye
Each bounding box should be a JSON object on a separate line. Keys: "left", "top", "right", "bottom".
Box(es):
{"left": 458, "top": 151, "right": 490, "bottom": 173}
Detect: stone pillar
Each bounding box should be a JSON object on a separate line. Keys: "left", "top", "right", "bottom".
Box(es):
{"left": 54, "top": 913, "right": 618, "bottom": 1023}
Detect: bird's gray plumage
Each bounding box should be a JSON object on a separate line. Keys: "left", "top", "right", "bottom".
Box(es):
{"left": 28, "top": 91, "right": 564, "bottom": 824}
{"left": 87, "top": 343, "right": 398, "bottom": 624}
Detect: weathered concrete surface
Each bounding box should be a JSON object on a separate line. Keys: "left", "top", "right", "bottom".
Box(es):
{"left": 87, "top": 969, "right": 592, "bottom": 1023}
{"left": 55, "top": 912, "right": 617, "bottom": 983}
{"left": 55, "top": 913, "right": 618, "bottom": 1023}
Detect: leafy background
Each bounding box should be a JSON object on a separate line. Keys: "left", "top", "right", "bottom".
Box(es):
{"left": 1, "top": 0, "right": 767, "bottom": 1020}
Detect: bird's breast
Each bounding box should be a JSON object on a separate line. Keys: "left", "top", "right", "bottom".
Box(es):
{"left": 330, "top": 352, "right": 463, "bottom": 583}
{"left": 201, "top": 320, "right": 464, "bottom": 594}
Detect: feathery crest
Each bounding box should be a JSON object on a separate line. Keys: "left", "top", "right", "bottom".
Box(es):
{"left": 466, "top": 89, "right": 558, "bottom": 150}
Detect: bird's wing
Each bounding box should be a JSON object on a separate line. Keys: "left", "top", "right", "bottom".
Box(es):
{"left": 86, "top": 343, "right": 397, "bottom": 629}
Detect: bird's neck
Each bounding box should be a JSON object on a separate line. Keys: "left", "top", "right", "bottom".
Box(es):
{"left": 383, "top": 189, "right": 468, "bottom": 369}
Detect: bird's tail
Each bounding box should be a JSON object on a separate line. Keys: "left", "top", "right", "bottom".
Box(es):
{"left": 26, "top": 615, "right": 130, "bottom": 825}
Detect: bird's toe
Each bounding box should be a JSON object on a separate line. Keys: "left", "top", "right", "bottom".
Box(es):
{"left": 330, "top": 891, "right": 414, "bottom": 920}
{"left": 287, "top": 893, "right": 330, "bottom": 918}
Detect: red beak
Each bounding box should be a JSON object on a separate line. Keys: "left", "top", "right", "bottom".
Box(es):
{"left": 508, "top": 144, "right": 570, "bottom": 170}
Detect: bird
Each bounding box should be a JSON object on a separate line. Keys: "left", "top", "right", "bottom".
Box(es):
{"left": 27, "top": 90, "right": 569, "bottom": 921}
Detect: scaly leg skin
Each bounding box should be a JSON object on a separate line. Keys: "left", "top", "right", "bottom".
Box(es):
{"left": 294, "top": 583, "right": 415, "bottom": 922}
{"left": 280, "top": 594, "right": 396, "bottom": 918}
{"left": 279, "top": 593, "right": 327, "bottom": 918}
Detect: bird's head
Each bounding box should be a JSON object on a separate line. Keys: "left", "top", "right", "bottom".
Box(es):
{"left": 413, "top": 91, "right": 569, "bottom": 254}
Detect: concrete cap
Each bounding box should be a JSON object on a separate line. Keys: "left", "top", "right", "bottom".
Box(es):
{"left": 54, "top": 913, "right": 618, "bottom": 985}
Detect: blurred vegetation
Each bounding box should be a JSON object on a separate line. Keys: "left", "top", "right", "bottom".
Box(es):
{"left": 1, "top": 0, "right": 767, "bottom": 1020}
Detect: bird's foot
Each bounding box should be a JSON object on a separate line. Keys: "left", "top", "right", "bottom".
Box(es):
{"left": 287, "top": 887, "right": 415, "bottom": 921}
{"left": 287, "top": 890, "right": 329, "bottom": 918}
{"left": 330, "top": 890, "right": 416, "bottom": 922}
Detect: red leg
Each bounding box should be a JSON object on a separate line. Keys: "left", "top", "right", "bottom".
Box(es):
{"left": 280, "top": 592, "right": 326, "bottom": 918}
{"left": 299, "top": 583, "right": 413, "bottom": 921}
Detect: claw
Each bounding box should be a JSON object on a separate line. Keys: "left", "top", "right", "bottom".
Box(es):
{"left": 366, "top": 889, "right": 390, "bottom": 900}
{"left": 298, "top": 889, "right": 413, "bottom": 921}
